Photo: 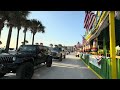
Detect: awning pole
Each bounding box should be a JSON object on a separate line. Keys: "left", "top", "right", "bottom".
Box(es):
{"left": 109, "top": 11, "right": 117, "bottom": 79}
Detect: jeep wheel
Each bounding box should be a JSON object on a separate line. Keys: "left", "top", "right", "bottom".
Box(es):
{"left": 59, "top": 54, "right": 62, "bottom": 61}
{"left": 0, "top": 73, "right": 6, "bottom": 78}
{"left": 46, "top": 56, "right": 52, "bottom": 67}
{"left": 16, "top": 62, "right": 34, "bottom": 79}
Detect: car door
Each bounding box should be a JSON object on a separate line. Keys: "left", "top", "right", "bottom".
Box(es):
{"left": 36, "top": 46, "right": 46, "bottom": 64}
{"left": 40, "top": 46, "right": 48, "bottom": 62}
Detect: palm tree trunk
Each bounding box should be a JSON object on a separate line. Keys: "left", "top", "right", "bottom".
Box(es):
{"left": 16, "top": 28, "right": 20, "bottom": 50}
{"left": 0, "top": 18, "right": 5, "bottom": 38}
{"left": 0, "top": 30, "right": 1, "bottom": 39}
{"left": 0, "top": 22, "right": 4, "bottom": 38}
{"left": 5, "top": 25, "right": 13, "bottom": 53}
{"left": 23, "top": 31, "right": 26, "bottom": 45}
{"left": 32, "top": 33, "right": 35, "bottom": 45}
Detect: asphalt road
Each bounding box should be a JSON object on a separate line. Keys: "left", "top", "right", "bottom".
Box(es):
{"left": 0, "top": 53, "right": 99, "bottom": 79}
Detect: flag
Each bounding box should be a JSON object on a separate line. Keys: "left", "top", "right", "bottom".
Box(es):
{"left": 77, "top": 42, "right": 82, "bottom": 48}
{"left": 88, "top": 11, "right": 96, "bottom": 30}
{"left": 84, "top": 11, "right": 96, "bottom": 30}
{"left": 82, "top": 35, "right": 86, "bottom": 45}
{"left": 84, "top": 11, "right": 89, "bottom": 30}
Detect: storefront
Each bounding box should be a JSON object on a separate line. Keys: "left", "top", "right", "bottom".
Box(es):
{"left": 80, "top": 11, "right": 120, "bottom": 79}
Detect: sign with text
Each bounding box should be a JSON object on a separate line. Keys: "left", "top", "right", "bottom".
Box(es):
{"left": 89, "top": 55, "right": 102, "bottom": 69}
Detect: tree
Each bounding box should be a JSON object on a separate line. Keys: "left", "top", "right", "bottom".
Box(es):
{"left": 0, "top": 41, "right": 2, "bottom": 45}
{"left": 15, "top": 11, "right": 30, "bottom": 50}
{"left": 50, "top": 44, "right": 53, "bottom": 47}
{"left": 4, "top": 11, "right": 30, "bottom": 52}
{"left": 22, "top": 19, "right": 31, "bottom": 45}
{"left": 21, "top": 40, "right": 28, "bottom": 45}
{"left": 30, "top": 19, "right": 39, "bottom": 45}
{"left": 30, "top": 19, "right": 45, "bottom": 45}
{"left": 5, "top": 12, "right": 23, "bottom": 52}
{"left": 58, "top": 44, "right": 62, "bottom": 48}
{"left": 54, "top": 45, "right": 58, "bottom": 48}
{"left": 0, "top": 11, "right": 10, "bottom": 38}
{"left": 36, "top": 43, "right": 39, "bottom": 45}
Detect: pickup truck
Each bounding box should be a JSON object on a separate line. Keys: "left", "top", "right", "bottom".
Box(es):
{"left": 50, "top": 48, "right": 66, "bottom": 61}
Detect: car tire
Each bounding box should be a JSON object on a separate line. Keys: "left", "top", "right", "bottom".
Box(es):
{"left": 59, "top": 54, "right": 62, "bottom": 61}
{"left": 46, "top": 56, "right": 52, "bottom": 67}
{"left": 78, "top": 55, "right": 79, "bottom": 57}
{"left": 16, "top": 62, "right": 34, "bottom": 79}
{"left": 0, "top": 73, "right": 6, "bottom": 78}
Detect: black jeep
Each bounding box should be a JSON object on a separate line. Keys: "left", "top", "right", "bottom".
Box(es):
{"left": 0, "top": 45, "right": 52, "bottom": 79}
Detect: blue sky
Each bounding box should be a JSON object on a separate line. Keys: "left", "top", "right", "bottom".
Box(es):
{"left": 0, "top": 11, "right": 86, "bottom": 48}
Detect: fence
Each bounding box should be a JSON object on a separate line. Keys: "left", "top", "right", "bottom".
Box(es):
{"left": 80, "top": 54, "right": 120, "bottom": 79}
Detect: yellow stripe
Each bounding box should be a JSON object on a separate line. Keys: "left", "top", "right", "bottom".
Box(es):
{"left": 81, "top": 59, "right": 103, "bottom": 79}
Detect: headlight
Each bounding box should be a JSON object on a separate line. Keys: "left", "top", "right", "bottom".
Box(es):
{"left": 13, "top": 57, "right": 16, "bottom": 61}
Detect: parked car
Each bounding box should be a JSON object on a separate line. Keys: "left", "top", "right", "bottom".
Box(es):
{"left": 50, "top": 47, "right": 66, "bottom": 61}
{"left": 75, "top": 51, "right": 80, "bottom": 57}
{"left": 66, "top": 50, "right": 70, "bottom": 55}
{"left": 0, "top": 45, "right": 52, "bottom": 79}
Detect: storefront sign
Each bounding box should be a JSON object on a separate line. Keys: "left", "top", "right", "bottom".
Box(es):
{"left": 89, "top": 55, "right": 102, "bottom": 69}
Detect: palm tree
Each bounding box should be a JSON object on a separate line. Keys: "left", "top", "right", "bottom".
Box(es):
{"left": 36, "top": 43, "right": 39, "bottom": 45}
{"left": 0, "top": 11, "right": 10, "bottom": 38}
{"left": 22, "top": 19, "right": 31, "bottom": 45}
{"left": 55, "top": 45, "right": 58, "bottom": 48}
{"left": 58, "top": 44, "right": 62, "bottom": 48}
{"left": 21, "top": 40, "right": 28, "bottom": 45}
{"left": 30, "top": 19, "right": 38, "bottom": 45}
{"left": 30, "top": 19, "right": 45, "bottom": 45}
{"left": 15, "top": 11, "right": 30, "bottom": 50}
{"left": 25, "top": 40, "right": 28, "bottom": 44}
{"left": 5, "top": 11, "right": 30, "bottom": 53}
{"left": 50, "top": 44, "right": 53, "bottom": 47}
{"left": 0, "top": 41, "right": 2, "bottom": 45}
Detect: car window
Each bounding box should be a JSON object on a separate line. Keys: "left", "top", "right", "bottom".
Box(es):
{"left": 19, "top": 45, "right": 36, "bottom": 52}
{"left": 52, "top": 48, "right": 61, "bottom": 52}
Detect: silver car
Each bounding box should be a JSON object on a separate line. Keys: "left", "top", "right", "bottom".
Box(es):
{"left": 50, "top": 48, "right": 66, "bottom": 61}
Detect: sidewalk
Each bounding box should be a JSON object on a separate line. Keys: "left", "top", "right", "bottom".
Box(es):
{"left": 67, "top": 53, "right": 100, "bottom": 79}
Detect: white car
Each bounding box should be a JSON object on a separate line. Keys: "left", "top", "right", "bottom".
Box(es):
{"left": 75, "top": 51, "right": 80, "bottom": 57}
